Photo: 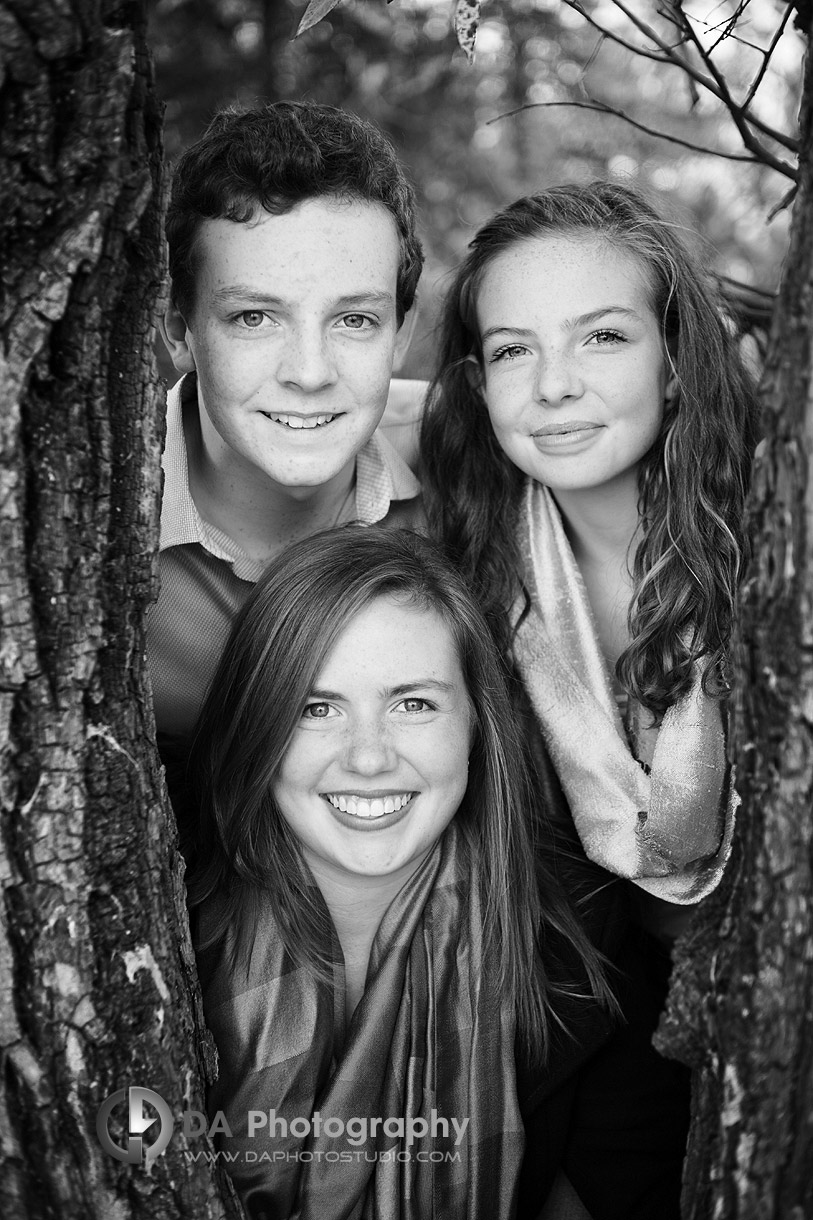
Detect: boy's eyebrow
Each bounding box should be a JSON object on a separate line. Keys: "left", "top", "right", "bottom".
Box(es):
{"left": 480, "top": 306, "right": 644, "bottom": 344}
{"left": 335, "top": 291, "right": 396, "bottom": 309}
{"left": 211, "top": 287, "right": 396, "bottom": 309}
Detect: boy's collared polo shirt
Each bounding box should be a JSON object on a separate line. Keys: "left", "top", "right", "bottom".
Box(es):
{"left": 148, "top": 376, "right": 423, "bottom": 739}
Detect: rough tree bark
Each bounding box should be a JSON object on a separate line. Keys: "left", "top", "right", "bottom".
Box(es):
{"left": 0, "top": 2, "right": 235, "bottom": 1215}
{"left": 658, "top": 12, "right": 813, "bottom": 1220}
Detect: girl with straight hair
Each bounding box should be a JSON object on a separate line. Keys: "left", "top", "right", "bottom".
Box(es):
{"left": 421, "top": 182, "right": 759, "bottom": 907}
{"left": 186, "top": 525, "right": 688, "bottom": 1219}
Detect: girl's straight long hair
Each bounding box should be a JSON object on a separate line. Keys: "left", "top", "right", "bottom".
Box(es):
{"left": 421, "top": 181, "right": 760, "bottom": 715}
{"left": 186, "top": 526, "right": 615, "bottom": 1063}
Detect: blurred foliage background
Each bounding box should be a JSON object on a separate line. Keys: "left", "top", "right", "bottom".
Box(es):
{"left": 146, "top": 0, "right": 802, "bottom": 380}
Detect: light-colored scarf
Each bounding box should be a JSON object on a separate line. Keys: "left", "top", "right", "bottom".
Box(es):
{"left": 199, "top": 824, "right": 525, "bottom": 1219}
{"left": 513, "top": 480, "right": 736, "bottom": 904}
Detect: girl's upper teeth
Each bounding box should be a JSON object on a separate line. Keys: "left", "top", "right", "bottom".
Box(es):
{"left": 270, "top": 414, "right": 334, "bottom": 429}
{"left": 326, "top": 793, "right": 414, "bottom": 818}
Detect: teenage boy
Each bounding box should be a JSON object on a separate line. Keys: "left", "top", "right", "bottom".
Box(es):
{"left": 150, "top": 101, "right": 425, "bottom": 742}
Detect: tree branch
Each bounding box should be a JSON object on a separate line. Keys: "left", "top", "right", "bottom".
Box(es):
{"left": 562, "top": 0, "right": 798, "bottom": 156}
{"left": 675, "top": 1, "right": 796, "bottom": 176}
{"left": 700, "top": 0, "right": 754, "bottom": 56}
{"left": 743, "top": 2, "right": 795, "bottom": 110}
{"left": 488, "top": 98, "right": 796, "bottom": 178}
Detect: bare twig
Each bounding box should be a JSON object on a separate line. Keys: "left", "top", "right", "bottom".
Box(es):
{"left": 562, "top": 0, "right": 798, "bottom": 156}
{"left": 743, "top": 3, "right": 795, "bottom": 110}
{"left": 694, "top": 11, "right": 771, "bottom": 59}
{"left": 487, "top": 98, "right": 779, "bottom": 167}
{"left": 700, "top": 0, "right": 753, "bottom": 55}
{"left": 766, "top": 183, "right": 798, "bottom": 221}
{"left": 676, "top": 1, "right": 791, "bottom": 173}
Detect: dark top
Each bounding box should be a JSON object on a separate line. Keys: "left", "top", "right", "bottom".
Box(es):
{"left": 515, "top": 767, "right": 689, "bottom": 1220}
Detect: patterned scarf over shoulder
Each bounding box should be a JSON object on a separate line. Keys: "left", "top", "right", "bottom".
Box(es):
{"left": 198, "top": 824, "right": 524, "bottom": 1220}
{"left": 513, "top": 481, "right": 736, "bottom": 905}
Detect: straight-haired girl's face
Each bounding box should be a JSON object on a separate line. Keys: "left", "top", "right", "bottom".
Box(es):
{"left": 475, "top": 234, "right": 675, "bottom": 507}
{"left": 272, "top": 594, "right": 473, "bottom": 889}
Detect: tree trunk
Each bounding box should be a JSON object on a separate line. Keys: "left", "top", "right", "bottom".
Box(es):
{"left": 0, "top": 2, "right": 235, "bottom": 1215}
{"left": 658, "top": 16, "right": 813, "bottom": 1220}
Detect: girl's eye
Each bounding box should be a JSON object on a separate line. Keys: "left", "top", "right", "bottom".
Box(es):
{"left": 301, "top": 702, "right": 337, "bottom": 720}
{"left": 396, "top": 698, "right": 435, "bottom": 714}
{"left": 488, "top": 343, "right": 529, "bottom": 364}
{"left": 588, "top": 329, "right": 625, "bottom": 345}
{"left": 340, "top": 314, "right": 374, "bottom": 330}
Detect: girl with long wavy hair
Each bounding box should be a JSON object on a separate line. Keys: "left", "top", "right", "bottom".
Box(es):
{"left": 186, "top": 526, "right": 688, "bottom": 1219}
{"left": 421, "top": 182, "right": 758, "bottom": 907}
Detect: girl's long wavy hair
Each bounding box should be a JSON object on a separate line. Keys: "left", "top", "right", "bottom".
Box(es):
{"left": 421, "top": 182, "right": 759, "bottom": 716}
{"left": 186, "top": 525, "right": 614, "bottom": 1063}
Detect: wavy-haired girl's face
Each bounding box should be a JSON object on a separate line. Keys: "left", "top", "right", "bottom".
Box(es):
{"left": 476, "top": 235, "right": 675, "bottom": 511}
{"left": 272, "top": 594, "right": 473, "bottom": 888}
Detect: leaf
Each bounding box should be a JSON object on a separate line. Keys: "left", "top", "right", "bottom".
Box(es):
{"left": 296, "top": 0, "right": 344, "bottom": 38}
{"left": 454, "top": 0, "right": 480, "bottom": 65}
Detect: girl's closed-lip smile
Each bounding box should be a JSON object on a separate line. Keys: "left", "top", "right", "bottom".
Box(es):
{"left": 532, "top": 420, "right": 604, "bottom": 450}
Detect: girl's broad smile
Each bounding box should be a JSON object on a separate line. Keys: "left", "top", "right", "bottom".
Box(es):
{"left": 273, "top": 594, "right": 473, "bottom": 884}
{"left": 322, "top": 790, "right": 416, "bottom": 821}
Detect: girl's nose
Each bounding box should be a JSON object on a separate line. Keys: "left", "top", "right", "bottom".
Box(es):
{"left": 532, "top": 350, "right": 583, "bottom": 407}
{"left": 342, "top": 719, "right": 398, "bottom": 776}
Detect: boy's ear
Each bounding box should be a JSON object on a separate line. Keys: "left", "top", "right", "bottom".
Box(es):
{"left": 160, "top": 301, "right": 197, "bottom": 375}
{"left": 393, "top": 303, "right": 419, "bottom": 373}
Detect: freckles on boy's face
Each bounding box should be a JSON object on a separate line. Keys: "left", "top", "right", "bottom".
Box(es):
{"left": 179, "top": 197, "right": 405, "bottom": 492}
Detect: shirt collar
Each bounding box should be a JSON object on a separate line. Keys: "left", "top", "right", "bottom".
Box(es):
{"left": 159, "top": 374, "right": 420, "bottom": 569}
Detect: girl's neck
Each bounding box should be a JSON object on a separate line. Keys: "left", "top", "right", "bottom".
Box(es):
{"left": 305, "top": 854, "right": 430, "bottom": 1018}
{"left": 550, "top": 474, "right": 641, "bottom": 568}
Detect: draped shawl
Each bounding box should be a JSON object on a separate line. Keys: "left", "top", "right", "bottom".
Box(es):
{"left": 513, "top": 480, "right": 736, "bottom": 904}
{"left": 199, "top": 825, "right": 524, "bottom": 1219}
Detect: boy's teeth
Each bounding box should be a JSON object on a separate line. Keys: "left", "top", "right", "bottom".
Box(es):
{"left": 326, "top": 793, "right": 413, "bottom": 818}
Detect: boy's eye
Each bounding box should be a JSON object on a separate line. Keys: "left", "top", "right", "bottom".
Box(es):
{"left": 238, "top": 311, "right": 266, "bottom": 328}
{"left": 340, "top": 314, "right": 373, "bottom": 330}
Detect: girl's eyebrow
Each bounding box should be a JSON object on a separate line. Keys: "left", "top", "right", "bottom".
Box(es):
{"left": 386, "top": 681, "right": 457, "bottom": 697}
{"left": 307, "top": 680, "right": 457, "bottom": 701}
{"left": 480, "top": 325, "right": 536, "bottom": 344}
{"left": 569, "top": 306, "right": 644, "bottom": 328}
{"left": 480, "top": 306, "right": 644, "bottom": 345}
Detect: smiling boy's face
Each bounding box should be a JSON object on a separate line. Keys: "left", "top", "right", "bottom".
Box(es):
{"left": 164, "top": 196, "right": 403, "bottom": 496}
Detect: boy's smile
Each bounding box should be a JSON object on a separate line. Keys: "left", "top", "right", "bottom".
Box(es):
{"left": 166, "top": 196, "right": 404, "bottom": 500}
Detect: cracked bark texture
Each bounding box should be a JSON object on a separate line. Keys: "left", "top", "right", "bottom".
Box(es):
{"left": 0, "top": 2, "right": 237, "bottom": 1215}
{"left": 657, "top": 16, "right": 813, "bottom": 1220}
